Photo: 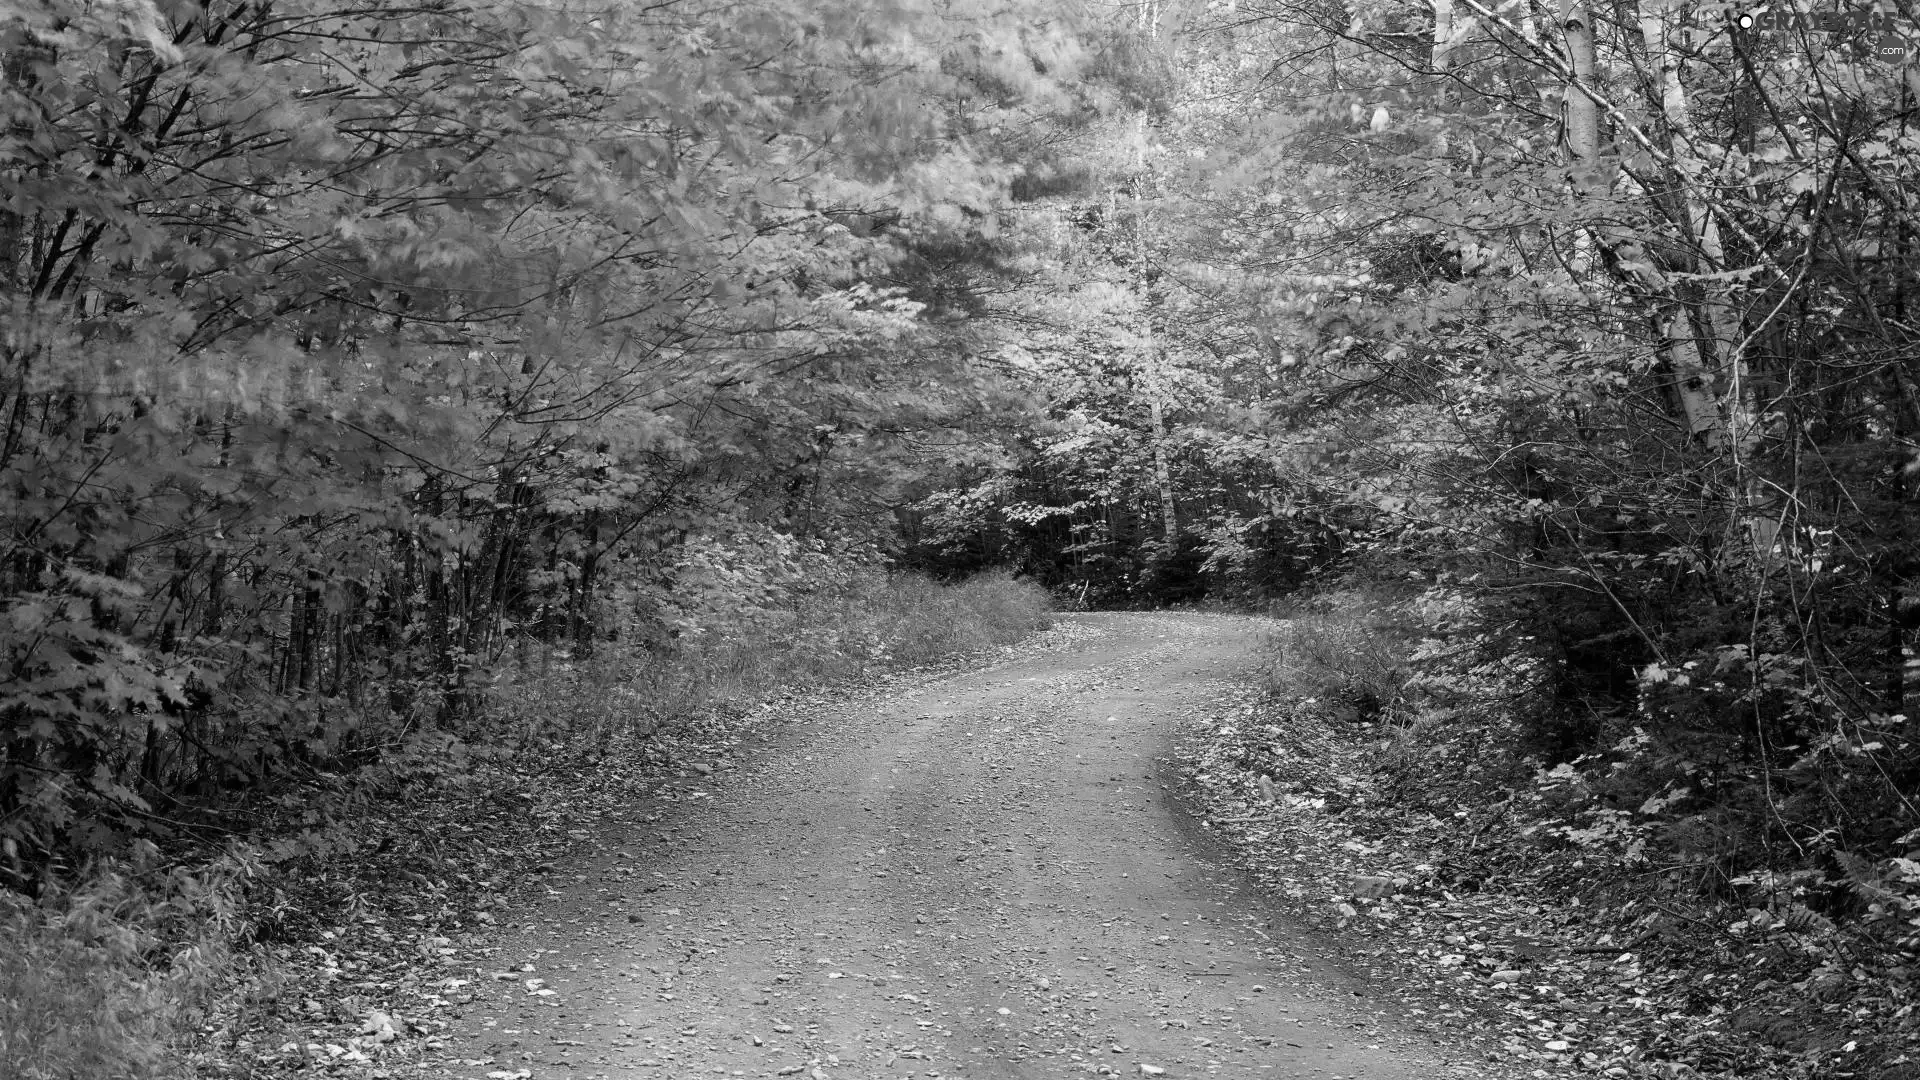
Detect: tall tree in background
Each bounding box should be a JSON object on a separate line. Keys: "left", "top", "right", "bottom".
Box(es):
{"left": 902, "top": 0, "right": 1337, "bottom": 606}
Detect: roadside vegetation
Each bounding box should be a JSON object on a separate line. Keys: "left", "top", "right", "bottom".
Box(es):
{"left": 1181, "top": 582, "right": 1919, "bottom": 1080}
{"left": 3, "top": 0, "right": 1071, "bottom": 1072}
{"left": 1, "top": 557, "right": 1048, "bottom": 1080}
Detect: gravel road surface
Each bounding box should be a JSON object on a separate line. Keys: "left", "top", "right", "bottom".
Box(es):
{"left": 426, "top": 613, "right": 1473, "bottom": 1080}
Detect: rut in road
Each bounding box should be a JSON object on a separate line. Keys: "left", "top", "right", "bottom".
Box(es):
{"left": 429, "top": 613, "right": 1484, "bottom": 1080}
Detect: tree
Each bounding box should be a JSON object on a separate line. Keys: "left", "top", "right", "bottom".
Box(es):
{"left": 0, "top": 0, "right": 1081, "bottom": 881}
{"left": 907, "top": 0, "right": 1916, "bottom": 880}
{"left": 1146, "top": 0, "right": 1920, "bottom": 861}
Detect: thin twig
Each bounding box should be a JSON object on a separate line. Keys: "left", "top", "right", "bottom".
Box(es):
{"left": 1570, "top": 930, "right": 1659, "bottom": 954}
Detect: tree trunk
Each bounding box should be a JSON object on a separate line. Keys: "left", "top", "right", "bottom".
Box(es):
{"left": 1638, "top": 0, "right": 1751, "bottom": 450}
{"left": 1131, "top": 107, "right": 1177, "bottom": 550}
{"left": 1662, "top": 309, "right": 1730, "bottom": 445}
{"left": 1149, "top": 393, "right": 1177, "bottom": 546}
{"left": 1560, "top": 0, "right": 1599, "bottom": 191}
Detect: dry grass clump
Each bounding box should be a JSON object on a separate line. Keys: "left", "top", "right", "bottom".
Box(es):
{"left": 487, "top": 564, "right": 1051, "bottom": 752}
{"left": 1261, "top": 588, "right": 1419, "bottom": 724}
{"left": 1, "top": 847, "right": 249, "bottom": 1080}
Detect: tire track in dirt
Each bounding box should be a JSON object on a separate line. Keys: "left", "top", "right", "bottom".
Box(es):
{"left": 422, "top": 613, "right": 1488, "bottom": 1079}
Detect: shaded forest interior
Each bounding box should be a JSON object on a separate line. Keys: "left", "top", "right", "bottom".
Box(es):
{"left": 1, "top": 0, "right": 1917, "bottom": 1073}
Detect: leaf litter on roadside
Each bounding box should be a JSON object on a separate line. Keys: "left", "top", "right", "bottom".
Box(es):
{"left": 184, "top": 687, "right": 832, "bottom": 1078}
{"left": 182, "top": 630, "right": 1101, "bottom": 1080}
{"left": 1174, "top": 685, "right": 1920, "bottom": 1080}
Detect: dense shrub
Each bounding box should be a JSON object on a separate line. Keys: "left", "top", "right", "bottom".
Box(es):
{"left": 1259, "top": 580, "right": 1920, "bottom": 931}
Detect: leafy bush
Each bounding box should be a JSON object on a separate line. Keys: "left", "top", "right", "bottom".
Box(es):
{"left": 1262, "top": 579, "right": 1920, "bottom": 940}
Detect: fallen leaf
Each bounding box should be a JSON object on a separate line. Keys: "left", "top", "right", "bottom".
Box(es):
{"left": 359, "top": 1010, "right": 400, "bottom": 1043}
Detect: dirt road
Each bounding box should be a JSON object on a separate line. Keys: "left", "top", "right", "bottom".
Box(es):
{"left": 427, "top": 613, "right": 1472, "bottom": 1079}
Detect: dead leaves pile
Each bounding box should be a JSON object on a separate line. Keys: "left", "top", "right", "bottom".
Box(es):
{"left": 1174, "top": 688, "right": 1920, "bottom": 1080}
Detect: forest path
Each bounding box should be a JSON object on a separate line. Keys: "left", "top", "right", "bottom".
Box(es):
{"left": 427, "top": 613, "right": 1461, "bottom": 1080}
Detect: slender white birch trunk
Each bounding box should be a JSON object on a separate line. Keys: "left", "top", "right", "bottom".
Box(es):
{"left": 1638, "top": 0, "right": 1753, "bottom": 451}
{"left": 1131, "top": 108, "right": 1178, "bottom": 548}
{"left": 1149, "top": 395, "right": 1178, "bottom": 546}
{"left": 1432, "top": 0, "right": 1455, "bottom": 73}
{"left": 1560, "top": 0, "right": 1600, "bottom": 190}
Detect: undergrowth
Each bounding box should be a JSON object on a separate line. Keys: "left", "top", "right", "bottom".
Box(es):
{"left": 1226, "top": 581, "right": 1920, "bottom": 1079}
{"left": 0, "top": 558, "right": 1051, "bottom": 1079}
{"left": 0, "top": 846, "right": 253, "bottom": 1080}
{"left": 482, "top": 555, "right": 1051, "bottom": 759}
